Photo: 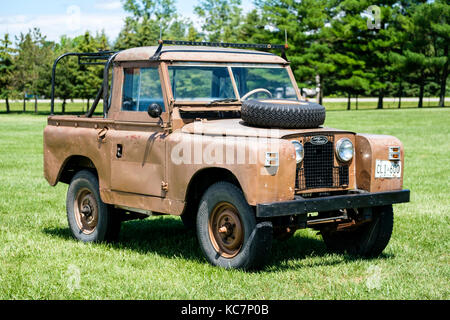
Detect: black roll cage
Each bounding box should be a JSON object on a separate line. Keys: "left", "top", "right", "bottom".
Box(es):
{"left": 50, "top": 50, "right": 118, "bottom": 117}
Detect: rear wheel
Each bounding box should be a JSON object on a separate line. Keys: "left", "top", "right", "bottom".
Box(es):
{"left": 321, "top": 205, "right": 394, "bottom": 257}
{"left": 196, "top": 182, "right": 272, "bottom": 269}
{"left": 66, "top": 170, "right": 121, "bottom": 242}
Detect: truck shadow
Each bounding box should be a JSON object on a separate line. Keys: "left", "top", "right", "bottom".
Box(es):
{"left": 43, "top": 217, "right": 393, "bottom": 271}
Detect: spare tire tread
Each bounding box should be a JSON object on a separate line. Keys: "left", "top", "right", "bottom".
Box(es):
{"left": 241, "top": 100, "right": 326, "bottom": 129}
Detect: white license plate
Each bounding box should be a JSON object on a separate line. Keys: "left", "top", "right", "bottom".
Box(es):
{"left": 375, "top": 160, "right": 401, "bottom": 178}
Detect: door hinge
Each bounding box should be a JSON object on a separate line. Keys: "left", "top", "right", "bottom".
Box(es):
{"left": 161, "top": 181, "right": 169, "bottom": 192}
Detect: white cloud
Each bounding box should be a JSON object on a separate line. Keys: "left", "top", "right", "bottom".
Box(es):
{"left": 0, "top": 13, "right": 125, "bottom": 43}
{"left": 94, "top": 1, "right": 122, "bottom": 11}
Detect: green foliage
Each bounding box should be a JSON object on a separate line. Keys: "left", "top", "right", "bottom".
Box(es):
{"left": 0, "top": 34, "right": 15, "bottom": 111}
{"left": 406, "top": 1, "right": 449, "bottom": 107}
{"left": 1, "top": 0, "right": 448, "bottom": 111}
{"left": 194, "top": 0, "right": 242, "bottom": 42}
{"left": 11, "top": 28, "right": 53, "bottom": 112}
{"left": 73, "top": 31, "right": 110, "bottom": 110}
{"left": 115, "top": 0, "right": 193, "bottom": 48}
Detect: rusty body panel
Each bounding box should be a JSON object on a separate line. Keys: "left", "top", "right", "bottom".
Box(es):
{"left": 44, "top": 117, "right": 113, "bottom": 189}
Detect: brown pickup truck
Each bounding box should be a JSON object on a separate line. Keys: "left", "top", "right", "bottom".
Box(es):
{"left": 44, "top": 41, "right": 410, "bottom": 270}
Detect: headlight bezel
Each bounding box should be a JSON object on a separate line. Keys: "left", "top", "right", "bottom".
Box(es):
{"left": 335, "top": 138, "right": 354, "bottom": 162}
{"left": 291, "top": 140, "right": 304, "bottom": 164}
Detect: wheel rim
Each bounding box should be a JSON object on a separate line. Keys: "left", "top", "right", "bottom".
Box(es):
{"left": 208, "top": 202, "right": 244, "bottom": 258}
{"left": 74, "top": 188, "right": 98, "bottom": 235}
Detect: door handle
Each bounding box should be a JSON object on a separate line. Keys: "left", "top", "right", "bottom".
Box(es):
{"left": 116, "top": 144, "right": 123, "bottom": 158}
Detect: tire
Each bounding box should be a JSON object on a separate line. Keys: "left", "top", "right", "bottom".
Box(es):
{"left": 321, "top": 205, "right": 394, "bottom": 257}
{"left": 241, "top": 100, "right": 326, "bottom": 129}
{"left": 66, "top": 170, "right": 121, "bottom": 242}
{"left": 196, "top": 182, "right": 273, "bottom": 270}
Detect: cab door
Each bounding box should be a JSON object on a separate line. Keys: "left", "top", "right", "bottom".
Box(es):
{"left": 108, "top": 63, "right": 168, "bottom": 197}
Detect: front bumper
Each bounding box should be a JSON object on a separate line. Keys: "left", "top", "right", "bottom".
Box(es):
{"left": 256, "top": 189, "right": 410, "bottom": 218}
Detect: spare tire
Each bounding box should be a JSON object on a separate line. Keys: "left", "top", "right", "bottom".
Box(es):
{"left": 241, "top": 100, "right": 326, "bottom": 129}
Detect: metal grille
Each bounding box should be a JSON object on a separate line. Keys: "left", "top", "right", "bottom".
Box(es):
{"left": 295, "top": 135, "right": 349, "bottom": 191}
{"left": 304, "top": 140, "right": 334, "bottom": 188}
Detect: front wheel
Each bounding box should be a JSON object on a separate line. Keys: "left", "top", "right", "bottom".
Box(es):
{"left": 321, "top": 205, "right": 394, "bottom": 257}
{"left": 196, "top": 182, "right": 273, "bottom": 270}
{"left": 66, "top": 170, "right": 121, "bottom": 242}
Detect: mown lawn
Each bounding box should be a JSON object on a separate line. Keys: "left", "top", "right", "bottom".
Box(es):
{"left": 0, "top": 107, "right": 448, "bottom": 299}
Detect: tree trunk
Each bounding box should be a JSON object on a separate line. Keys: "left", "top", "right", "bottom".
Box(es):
{"left": 5, "top": 97, "right": 10, "bottom": 113}
{"left": 418, "top": 82, "right": 424, "bottom": 108}
{"left": 398, "top": 81, "right": 403, "bottom": 109}
{"left": 439, "top": 45, "right": 448, "bottom": 108}
{"left": 62, "top": 99, "right": 66, "bottom": 114}
{"left": 86, "top": 98, "right": 90, "bottom": 113}
{"left": 377, "top": 91, "right": 383, "bottom": 109}
{"left": 319, "top": 78, "right": 323, "bottom": 105}
{"left": 347, "top": 93, "right": 351, "bottom": 110}
{"left": 356, "top": 95, "right": 358, "bottom": 110}
{"left": 34, "top": 95, "right": 38, "bottom": 113}
{"left": 23, "top": 97, "right": 26, "bottom": 112}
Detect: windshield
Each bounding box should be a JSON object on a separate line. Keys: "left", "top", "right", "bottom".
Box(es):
{"left": 232, "top": 67, "right": 298, "bottom": 100}
{"left": 168, "top": 64, "right": 298, "bottom": 102}
{"left": 168, "top": 66, "right": 236, "bottom": 101}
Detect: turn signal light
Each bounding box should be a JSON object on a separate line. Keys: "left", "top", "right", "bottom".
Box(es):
{"left": 389, "top": 146, "right": 401, "bottom": 161}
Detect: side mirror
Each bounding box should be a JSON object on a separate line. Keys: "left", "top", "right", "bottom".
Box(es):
{"left": 147, "top": 103, "right": 163, "bottom": 118}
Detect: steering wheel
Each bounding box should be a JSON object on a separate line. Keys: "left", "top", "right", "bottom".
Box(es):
{"left": 241, "top": 88, "right": 272, "bottom": 100}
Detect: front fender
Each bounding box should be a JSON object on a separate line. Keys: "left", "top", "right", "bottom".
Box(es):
{"left": 166, "top": 131, "right": 297, "bottom": 205}
{"left": 356, "top": 134, "right": 404, "bottom": 192}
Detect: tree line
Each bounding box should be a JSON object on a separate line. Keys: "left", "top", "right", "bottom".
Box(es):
{"left": 0, "top": 0, "right": 448, "bottom": 113}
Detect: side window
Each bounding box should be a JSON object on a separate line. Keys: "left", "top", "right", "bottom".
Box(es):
{"left": 122, "top": 67, "right": 164, "bottom": 112}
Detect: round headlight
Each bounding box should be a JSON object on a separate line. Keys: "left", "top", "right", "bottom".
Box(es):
{"left": 336, "top": 138, "right": 354, "bottom": 162}
{"left": 292, "top": 140, "right": 304, "bottom": 163}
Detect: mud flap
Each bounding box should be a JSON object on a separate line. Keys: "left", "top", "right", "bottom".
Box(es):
{"left": 233, "top": 221, "right": 273, "bottom": 269}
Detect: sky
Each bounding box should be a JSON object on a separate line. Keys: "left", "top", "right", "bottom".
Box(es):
{"left": 0, "top": 0, "right": 254, "bottom": 44}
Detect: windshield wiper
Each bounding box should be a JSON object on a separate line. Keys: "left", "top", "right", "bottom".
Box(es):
{"left": 206, "top": 98, "right": 239, "bottom": 106}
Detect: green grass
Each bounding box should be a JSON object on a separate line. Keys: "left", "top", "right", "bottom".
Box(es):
{"left": 0, "top": 106, "right": 449, "bottom": 299}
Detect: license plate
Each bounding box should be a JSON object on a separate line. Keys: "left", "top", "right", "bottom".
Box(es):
{"left": 375, "top": 160, "right": 401, "bottom": 178}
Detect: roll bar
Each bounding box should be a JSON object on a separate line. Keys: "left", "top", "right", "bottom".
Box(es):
{"left": 50, "top": 51, "right": 117, "bottom": 117}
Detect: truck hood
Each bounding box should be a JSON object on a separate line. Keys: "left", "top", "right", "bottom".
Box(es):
{"left": 181, "top": 119, "right": 353, "bottom": 139}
